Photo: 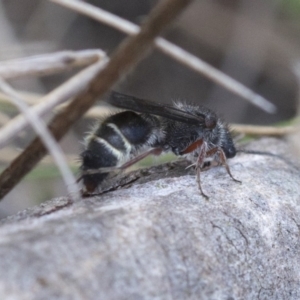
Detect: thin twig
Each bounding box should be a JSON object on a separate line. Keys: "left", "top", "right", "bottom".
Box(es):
{"left": 0, "top": 148, "right": 78, "bottom": 165}
{"left": 0, "top": 56, "right": 108, "bottom": 148}
{"left": 0, "top": 50, "right": 105, "bottom": 79}
{"left": 231, "top": 124, "right": 296, "bottom": 136}
{"left": 50, "top": 0, "right": 276, "bottom": 114}
{"left": 0, "top": 91, "right": 41, "bottom": 105}
{"left": 0, "top": 0, "right": 192, "bottom": 200}
{"left": 0, "top": 79, "right": 80, "bottom": 200}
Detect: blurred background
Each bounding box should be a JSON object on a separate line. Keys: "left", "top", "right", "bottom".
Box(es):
{"left": 0, "top": 0, "right": 300, "bottom": 217}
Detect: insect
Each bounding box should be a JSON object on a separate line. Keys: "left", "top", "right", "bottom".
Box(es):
{"left": 79, "top": 91, "right": 241, "bottom": 198}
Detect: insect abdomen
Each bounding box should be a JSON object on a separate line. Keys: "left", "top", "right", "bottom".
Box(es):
{"left": 100, "top": 111, "right": 156, "bottom": 145}
{"left": 81, "top": 111, "right": 159, "bottom": 193}
{"left": 81, "top": 138, "right": 119, "bottom": 193}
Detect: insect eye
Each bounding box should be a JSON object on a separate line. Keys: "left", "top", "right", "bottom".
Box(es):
{"left": 205, "top": 115, "right": 217, "bottom": 129}
{"left": 224, "top": 146, "right": 236, "bottom": 158}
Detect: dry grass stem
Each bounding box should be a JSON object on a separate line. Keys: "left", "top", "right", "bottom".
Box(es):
{"left": 0, "top": 79, "right": 80, "bottom": 200}
{"left": 0, "top": 57, "right": 108, "bottom": 148}
{"left": 231, "top": 124, "right": 296, "bottom": 136}
{"left": 0, "top": 91, "right": 41, "bottom": 105}
{"left": 50, "top": 0, "right": 276, "bottom": 114}
{"left": 0, "top": 148, "right": 78, "bottom": 166}
{"left": 0, "top": 50, "right": 106, "bottom": 79}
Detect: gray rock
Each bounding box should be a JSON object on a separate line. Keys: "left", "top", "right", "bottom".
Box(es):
{"left": 0, "top": 138, "right": 299, "bottom": 300}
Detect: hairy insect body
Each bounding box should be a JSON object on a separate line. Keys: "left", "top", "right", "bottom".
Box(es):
{"left": 80, "top": 98, "right": 238, "bottom": 197}
{"left": 81, "top": 111, "right": 164, "bottom": 192}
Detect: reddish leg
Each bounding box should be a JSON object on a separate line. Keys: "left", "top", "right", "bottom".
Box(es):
{"left": 206, "top": 147, "right": 241, "bottom": 183}
{"left": 181, "top": 139, "right": 209, "bottom": 199}
{"left": 80, "top": 148, "right": 163, "bottom": 176}
{"left": 195, "top": 142, "right": 209, "bottom": 199}
{"left": 181, "top": 140, "right": 241, "bottom": 199}
{"left": 118, "top": 148, "right": 163, "bottom": 170}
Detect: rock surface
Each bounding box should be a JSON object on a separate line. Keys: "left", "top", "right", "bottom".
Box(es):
{"left": 0, "top": 138, "right": 299, "bottom": 300}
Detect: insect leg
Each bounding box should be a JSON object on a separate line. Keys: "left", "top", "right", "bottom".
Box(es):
{"left": 117, "top": 148, "right": 163, "bottom": 170}
{"left": 80, "top": 147, "right": 163, "bottom": 176}
{"left": 180, "top": 139, "right": 204, "bottom": 155}
{"left": 206, "top": 147, "right": 241, "bottom": 183}
{"left": 180, "top": 139, "right": 209, "bottom": 198}
{"left": 195, "top": 142, "right": 209, "bottom": 199}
